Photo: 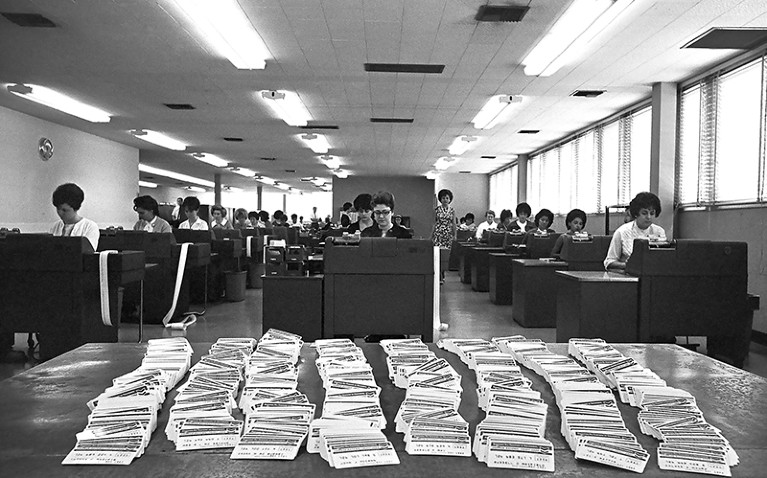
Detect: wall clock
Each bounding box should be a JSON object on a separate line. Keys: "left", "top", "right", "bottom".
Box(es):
{"left": 38, "top": 137, "right": 54, "bottom": 161}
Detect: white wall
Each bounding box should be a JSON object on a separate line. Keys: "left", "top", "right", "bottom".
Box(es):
{"left": 0, "top": 105, "right": 138, "bottom": 231}
{"left": 435, "top": 174, "right": 489, "bottom": 220}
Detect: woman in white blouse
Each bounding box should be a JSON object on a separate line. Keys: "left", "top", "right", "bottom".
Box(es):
{"left": 178, "top": 196, "right": 209, "bottom": 230}
{"left": 604, "top": 192, "right": 666, "bottom": 271}
{"left": 49, "top": 183, "right": 99, "bottom": 250}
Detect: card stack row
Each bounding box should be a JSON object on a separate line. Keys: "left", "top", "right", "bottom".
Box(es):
{"left": 63, "top": 337, "right": 195, "bottom": 465}
{"left": 309, "top": 338, "right": 398, "bottom": 469}
{"left": 569, "top": 338, "right": 738, "bottom": 477}
{"left": 165, "top": 337, "right": 256, "bottom": 451}
{"left": 379, "top": 339, "right": 469, "bottom": 457}
{"left": 494, "top": 335, "right": 649, "bottom": 473}
{"left": 232, "top": 329, "right": 313, "bottom": 460}
{"left": 440, "top": 338, "right": 554, "bottom": 471}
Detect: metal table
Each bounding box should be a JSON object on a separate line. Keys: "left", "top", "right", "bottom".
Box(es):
{"left": 1, "top": 342, "right": 765, "bottom": 477}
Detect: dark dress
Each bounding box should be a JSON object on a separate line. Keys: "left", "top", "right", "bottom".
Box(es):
{"left": 432, "top": 205, "right": 454, "bottom": 248}
{"left": 361, "top": 223, "right": 413, "bottom": 238}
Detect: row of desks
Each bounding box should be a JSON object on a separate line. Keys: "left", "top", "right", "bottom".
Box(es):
{"left": 1, "top": 341, "right": 765, "bottom": 477}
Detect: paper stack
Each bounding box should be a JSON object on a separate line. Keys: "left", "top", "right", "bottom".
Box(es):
{"left": 494, "top": 335, "right": 649, "bottom": 473}
{"left": 440, "top": 338, "right": 554, "bottom": 471}
{"left": 231, "top": 329, "right": 313, "bottom": 460}
{"left": 62, "top": 337, "right": 194, "bottom": 465}
{"left": 569, "top": 339, "right": 738, "bottom": 477}
{"left": 309, "top": 338, "right": 399, "bottom": 469}
{"left": 166, "top": 338, "right": 253, "bottom": 451}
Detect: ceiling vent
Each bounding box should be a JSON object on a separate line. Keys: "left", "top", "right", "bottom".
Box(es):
{"left": 370, "top": 118, "right": 414, "bottom": 123}
{"left": 284, "top": 169, "right": 296, "bottom": 173}
{"left": 480, "top": 155, "right": 497, "bottom": 159}
{"left": 300, "top": 123, "right": 339, "bottom": 129}
{"left": 260, "top": 157, "right": 276, "bottom": 161}
{"left": 1, "top": 12, "right": 56, "bottom": 27}
{"left": 683, "top": 28, "right": 767, "bottom": 50}
{"left": 571, "top": 90, "right": 604, "bottom": 98}
{"left": 164, "top": 103, "right": 195, "bottom": 110}
{"left": 459, "top": 170, "right": 472, "bottom": 174}
{"left": 475, "top": 5, "right": 529, "bottom": 22}
{"left": 518, "top": 129, "right": 540, "bottom": 134}
{"left": 364, "top": 63, "right": 445, "bottom": 74}
{"left": 223, "top": 137, "right": 244, "bottom": 142}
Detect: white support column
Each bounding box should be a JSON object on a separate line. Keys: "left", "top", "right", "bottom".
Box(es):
{"left": 650, "top": 82, "right": 677, "bottom": 238}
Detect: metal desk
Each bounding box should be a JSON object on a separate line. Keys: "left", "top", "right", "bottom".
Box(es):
{"left": 1, "top": 343, "right": 765, "bottom": 477}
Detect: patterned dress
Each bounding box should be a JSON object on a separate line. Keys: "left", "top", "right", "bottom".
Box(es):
{"left": 432, "top": 205, "right": 454, "bottom": 248}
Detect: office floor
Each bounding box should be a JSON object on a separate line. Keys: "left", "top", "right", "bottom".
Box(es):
{"left": 3, "top": 270, "right": 767, "bottom": 381}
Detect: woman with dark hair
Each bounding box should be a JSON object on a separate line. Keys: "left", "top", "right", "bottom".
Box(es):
{"left": 529, "top": 208, "right": 556, "bottom": 236}
{"left": 551, "top": 208, "right": 587, "bottom": 257}
{"left": 604, "top": 192, "right": 666, "bottom": 271}
{"left": 49, "top": 182, "right": 99, "bottom": 250}
{"left": 347, "top": 193, "right": 375, "bottom": 234}
{"left": 432, "top": 188, "right": 456, "bottom": 248}
{"left": 361, "top": 191, "right": 412, "bottom": 238}
{"left": 257, "top": 210, "right": 271, "bottom": 228}
{"left": 496, "top": 209, "right": 514, "bottom": 231}
{"left": 210, "top": 205, "right": 233, "bottom": 229}
{"left": 133, "top": 195, "right": 172, "bottom": 233}
{"left": 179, "top": 197, "right": 208, "bottom": 230}
{"left": 510, "top": 202, "right": 535, "bottom": 232}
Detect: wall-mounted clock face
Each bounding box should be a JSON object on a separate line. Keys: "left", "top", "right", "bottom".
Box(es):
{"left": 38, "top": 137, "right": 54, "bottom": 161}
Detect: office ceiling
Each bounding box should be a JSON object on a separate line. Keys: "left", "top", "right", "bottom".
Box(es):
{"left": 0, "top": 0, "right": 765, "bottom": 193}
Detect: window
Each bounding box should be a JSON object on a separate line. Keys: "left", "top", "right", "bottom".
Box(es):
{"left": 677, "top": 55, "right": 767, "bottom": 206}
{"left": 489, "top": 164, "right": 517, "bottom": 214}
{"left": 630, "top": 107, "right": 651, "bottom": 198}
{"left": 600, "top": 120, "right": 620, "bottom": 208}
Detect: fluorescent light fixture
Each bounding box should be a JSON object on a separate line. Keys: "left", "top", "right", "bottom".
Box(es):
{"left": 138, "top": 180, "right": 158, "bottom": 188}
{"left": 448, "top": 135, "right": 478, "bottom": 156}
{"left": 299, "top": 133, "right": 330, "bottom": 154}
{"left": 170, "top": 0, "right": 270, "bottom": 69}
{"left": 255, "top": 176, "right": 276, "bottom": 185}
{"left": 258, "top": 90, "right": 311, "bottom": 127}
{"left": 522, "top": 0, "right": 635, "bottom": 77}
{"left": 192, "top": 152, "right": 229, "bottom": 168}
{"left": 312, "top": 178, "right": 326, "bottom": 187}
{"left": 321, "top": 184, "right": 332, "bottom": 192}
{"left": 223, "top": 185, "right": 242, "bottom": 192}
{"left": 434, "top": 156, "right": 457, "bottom": 171}
{"left": 274, "top": 182, "right": 291, "bottom": 191}
{"left": 130, "top": 129, "right": 187, "bottom": 151}
{"left": 7, "top": 83, "right": 111, "bottom": 123}
{"left": 333, "top": 169, "right": 349, "bottom": 179}
{"left": 229, "top": 167, "right": 257, "bottom": 177}
{"left": 185, "top": 186, "right": 206, "bottom": 193}
{"left": 426, "top": 171, "right": 439, "bottom": 180}
{"left": 139, "top": 164, "right": 214, "bottom": 188}
{"left": 319, "top": 155, "right": 341, "bottom": 170}
{"left": 472, "top": 95, "right": 523, "bottom": 129}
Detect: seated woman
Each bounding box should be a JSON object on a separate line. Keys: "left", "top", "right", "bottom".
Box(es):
{"left": 257, "top": 210, "right": 271, "bottom": 228}
{"left": 604, "top": 192, "right": 666, "bottom": 271}
{"left": 361, "top": 191, "right": 413, "bottom": 238}
{"left": 510, "top": 202, "right": 536, "bottom": 232}
{"left": 528, "top": 208, "right": 556, "bottom": 236}
{"left": 49, "top": 183, "right": 99, "bottom": 250}
{"left": 133, "top": 195, "right": 172, "bottom": 233}
{"left": 496, "top": 209, "right": 514, "bottom": 231}
{"left": 178, "top": 197, "right": 209, "bottom": 230}
{"left": 347, "top": 193, "right": 375, "bottom": 234}
{"left": 458, "top": 212, "right": 477, "bottom": 231}
{"left": 210, "top": 205, "right": 233, "bottom": 229}
{"left": 551, "top": 208, "right": 587, "bottom": 258}
{"left": 233, "top": 208, "right": 252, "bottom": 230}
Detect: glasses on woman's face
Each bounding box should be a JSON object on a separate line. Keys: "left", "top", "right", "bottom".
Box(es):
{"left": 373, "top": 209, "right": 391, "bottom": 216}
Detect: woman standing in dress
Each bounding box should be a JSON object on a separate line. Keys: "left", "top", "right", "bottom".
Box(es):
{"left": 432, "top": 189, "right": 456, "bottom": 289}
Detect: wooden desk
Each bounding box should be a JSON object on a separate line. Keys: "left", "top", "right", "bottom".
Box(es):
{"left": 488, "top": 253, "right": 515, "bottom": 305}
{"left": 1, "top": 342, "right": 765, "bottom": 477}
{"left": 555, "top": 271, "right": 639, "bottom": 342}
{"left": 511, "top": 259, "right": 568, "bottom": 327}
{"left": 469, "top": 246, "right": 504, "bottom": 292}
{"left": 262, "top": 275, "right": 323, "bottom": 341}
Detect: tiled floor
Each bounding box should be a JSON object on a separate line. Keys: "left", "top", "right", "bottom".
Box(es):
{"left": 2, "top": 270, "right": 767, "bottom": 381}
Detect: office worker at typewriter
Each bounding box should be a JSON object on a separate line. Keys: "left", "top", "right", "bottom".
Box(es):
{"left": 496, "top": 209, "right": 514, "bottom": 231}
{"left": 346, "top": 193, "right": 374, "bottom": 234}
{"left": 178, "top": 196, "right": 208, "bottom": 230}
{"left": 551, "top": 208, "right": 587, "bottom": 258}
{"left": 49, "top": 183, "right": 99, "bottom": 250}
{"left": 510, "top": 202, "right": 536, "bottom": 232}
{"left": 528, "top": 208, "right": 556, "bottom": 236}
{"left": 604, "top": 192, "right": 666, "bottom": 271}
{"left": 361, "top": 191, "right": 413, "bottom": 238}
{"left": 133, "top": 195, "right": 172, "bottom": 233}
{"left": 210, "top": 205, "right": 233, "bottom": 229}
{"left": 475, "top": 210, "right": 497, "bottom": 239}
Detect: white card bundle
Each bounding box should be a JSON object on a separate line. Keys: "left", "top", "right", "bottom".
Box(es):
{"left": 318, "top": 429, "right": 400, "bottom": 469}
{"left": 63, "top": 339, "right": 194, "bottom": 466}
{"left": 231, "top": 402, "right": 314, "bottom": 460}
